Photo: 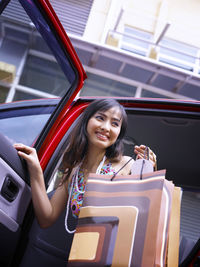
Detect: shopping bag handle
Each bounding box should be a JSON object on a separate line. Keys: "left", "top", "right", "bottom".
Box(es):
{"left": 111, "top": 157, "right": 133, "bottom": 181}
{"left": 111, "top": 146, "right": 151, "bottom": 181}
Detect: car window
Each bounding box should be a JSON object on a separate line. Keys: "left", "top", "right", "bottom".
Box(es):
{"left": 0, "top": 0, "right": 84, "bottom": 145}
{"left": 0, "top": 98, "right": 58, "bottom": 145}
{"left": 1, "top": 9, "right": 77, "bottom": 102}
{"left": 0, "top": 113, "right": 51, "bottom": 145}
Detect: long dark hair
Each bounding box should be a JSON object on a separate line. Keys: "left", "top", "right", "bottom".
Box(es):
{"left": 60, "top": 99, "right": 127, "bottom": 183}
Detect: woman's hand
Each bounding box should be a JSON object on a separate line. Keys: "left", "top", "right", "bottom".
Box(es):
{"left": 14, "top": 143, "right": 43, "bottom": 177}
{"left": 14, "top": 143, "right": 67, "bottom": 228}
{"left": 134, "top": 145, "right": 157, "bottom": 169}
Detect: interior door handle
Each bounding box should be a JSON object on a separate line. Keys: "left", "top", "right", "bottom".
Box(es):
{"left": 1, "top": 175, "right": 19, "bottom": 202}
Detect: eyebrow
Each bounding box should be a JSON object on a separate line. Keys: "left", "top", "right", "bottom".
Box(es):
{"left": 97, "top": 111, "right": 121, "bottom": 122}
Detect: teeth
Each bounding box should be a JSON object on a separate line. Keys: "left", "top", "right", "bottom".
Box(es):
{"left": 97, "top": 133, "right": 108, "bottom": 139}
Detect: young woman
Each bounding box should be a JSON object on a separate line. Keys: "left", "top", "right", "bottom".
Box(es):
{"left": 14, "top": 99, "right": 157, "bottom": 230}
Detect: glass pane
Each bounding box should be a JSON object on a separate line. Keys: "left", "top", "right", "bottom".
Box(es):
{"left": 5, "top": 27, "right": 29, "bottom": 43}
{"left": 80, "top": 73, "right": 137, "bottom": 97}
{"left": 0, "top": 0, "right": 79, "bottom": 145}
{"left": 123, "top": 27, "right": 151, "bottom": 49}
{"left": 0, "top": 114, "right": 51, "bottom": 145}
{"left": 0, "top": 0, "right": 77, "bottom": 103}
{"left": 13, "top": 90, "right": 41, "bottom": 101}
{"left": 160, "top": 38, "right": 197, "bottom": 62}
{"left": 159, "top": 38, "right": 198, "bottom": 70}
{"left": 141, "top": 89, "right": 171, "bottom": 99}
{"left": 0, "top": 39, "right": 27, "bottom": 71}
{"left": 19, "top": 55, "right": 69, "bottom": 97}
{"left": 0, "top": 86, "right": 9, "bottom": 103}
{"left": 121, "top": 26, "right": 152, "bottom": 56}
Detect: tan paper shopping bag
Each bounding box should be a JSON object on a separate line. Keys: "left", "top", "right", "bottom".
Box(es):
{"left": 68, "top": 170, "right": 180, "bottom": 267}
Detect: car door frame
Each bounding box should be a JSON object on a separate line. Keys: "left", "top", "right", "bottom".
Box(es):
{"left": 0, "top": 0, "right": 86, "bottom": 265}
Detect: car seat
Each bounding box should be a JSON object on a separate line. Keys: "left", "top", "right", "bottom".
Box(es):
{"left": 19, "top": 191, "right": 78, "bottom": 267}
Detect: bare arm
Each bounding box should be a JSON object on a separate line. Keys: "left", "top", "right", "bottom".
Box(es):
{"left": 14, "top": 144, "right": 68, "bottom": 228}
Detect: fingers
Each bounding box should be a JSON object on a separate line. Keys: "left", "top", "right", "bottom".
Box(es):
{"left": 13, "top": 144, "right": 42, "bottom": 176}
{"left": 134, "top": 145, "right": 147, "bottom": 157}
{"left": 134, "top": 145, "right": 157, "bottom": 167}
{"left": 13, "top": 143, "right": 37, "bottom": 162}
{"left": 135, "top": 153, "right": 144, "bottom": 160}
{"left": 14, "top": 143, "right": 34, "bottom": 154}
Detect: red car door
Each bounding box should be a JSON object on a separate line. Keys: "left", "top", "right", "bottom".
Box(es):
{"left": 0, "top": 1, "right": 86, "bottom": 266}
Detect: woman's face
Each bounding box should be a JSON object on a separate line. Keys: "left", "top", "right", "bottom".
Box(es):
{"left": 86, "top": 107, "right": 122, "bottom": 151}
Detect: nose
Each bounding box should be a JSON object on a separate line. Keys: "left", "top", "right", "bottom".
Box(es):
{"left": 101, "top": 120, "right": 110, "bottom": 131}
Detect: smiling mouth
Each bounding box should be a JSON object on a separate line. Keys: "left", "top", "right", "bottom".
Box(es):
{"left": 96, "top": 132, "right": 109, "bottom": 141}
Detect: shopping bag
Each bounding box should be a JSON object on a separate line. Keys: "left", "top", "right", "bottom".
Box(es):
{"left": 130, "top": 146, "right": 154, "bottom": 177}
{"left": 68, "top": 170, "right": 180, "bottom": 267}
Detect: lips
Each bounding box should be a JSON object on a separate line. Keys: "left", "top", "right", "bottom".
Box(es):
{"left": 96, "top": 132, "right": 109, "bottom": 141}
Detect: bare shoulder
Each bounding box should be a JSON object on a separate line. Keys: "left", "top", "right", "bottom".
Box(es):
{"left": 121, "top": 155, "right": 132, "bottom": 163}
{"left": 112, "top": 155, "right": 135, "bottom": 175}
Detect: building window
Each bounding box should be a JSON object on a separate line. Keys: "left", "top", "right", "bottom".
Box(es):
{"left": 141, "top": 89, "right": 171, "bottom": 99}
{"left": 158, "top": 38, "right": 199, "bottom": 72}
{"left": 0, "top": 86, "right": 9, "bottom": 103}
{"left": 121, "top": 26, "right": 152, "bottom": 56}
{"left": 80, "top": 72, "right": 137, "bottom": 97}
{"left": 19, "top": 55, "right": 70, "bottom": 98}
{"left": 13, "top": 90, "right": 41, "bottom": 101}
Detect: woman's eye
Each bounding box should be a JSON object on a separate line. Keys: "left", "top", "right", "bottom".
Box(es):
{"left": 95, "top": 115, "right": 104, "bottom": 121}
{"left": 112, "top": 122, "right": 119, "bottom": 127}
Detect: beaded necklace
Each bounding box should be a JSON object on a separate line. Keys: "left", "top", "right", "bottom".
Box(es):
{"left": 65, "top": 156, "right": 106, "bottom": 234}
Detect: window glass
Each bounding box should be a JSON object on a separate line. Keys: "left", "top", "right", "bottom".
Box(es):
{"left": 121, "top": 26, "right": 152, "bottom": 56}
{"left": 19, "top": 55, "right": 69, "bottom": 97}
{"left": 159, "top": 38, "right": 198, "bottom": 71}
{"left": 4, "top": 26, "right": 29, "bottom": 44}
{"left": 0, "top": 0, "right": 77, "bottom": 103}
{"left": 141, "top": 89, "right": 171, "bottom": 99}
{"left": 80, "top": 72, "right": 137, "bottom": 97}
{"left": 0, "top": 86, "right": 9, "bottom": 103}
{"left": 31, "top": 35, "right": 52, "bottom": 54}
{"left": 0, "top": 39, "right": 27, "bottom": 71}
{"left": 13, "top": 91, "right": 41, "bottom": 101}
{"left": 0, "top": 0, "right": 80, "bottom": 145}
{"left": 0, "top": 114, "right": 51, "bottom": 145}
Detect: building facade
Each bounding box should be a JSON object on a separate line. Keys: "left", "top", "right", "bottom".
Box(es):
{"left": 0, "top": 0, "right": 200, "bottom": 103}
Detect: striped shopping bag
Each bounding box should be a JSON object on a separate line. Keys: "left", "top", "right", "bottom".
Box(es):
{"left": 68, "top": 170, "right": 181, "bottom": 267}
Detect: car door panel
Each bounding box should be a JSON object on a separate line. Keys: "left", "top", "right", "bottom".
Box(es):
{"left": 0, "top": 132, "right": 31, "bottom": 266}
{"left": 0, "top": 159, "right": 31, "bottom": 232}
{"left": 0, "top": 132, "right": 31, "bottom": 232}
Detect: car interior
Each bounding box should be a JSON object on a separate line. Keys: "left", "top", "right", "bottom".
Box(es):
{"left": 0, "top": 102, "right": 200, "bottom": 267}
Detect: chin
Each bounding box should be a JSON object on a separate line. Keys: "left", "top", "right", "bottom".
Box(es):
{"left": 95, "top": 140, "right": 110, "bottom": 149}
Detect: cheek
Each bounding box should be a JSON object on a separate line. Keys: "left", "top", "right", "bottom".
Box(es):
{"left": 112, "top": 128, "right": 121, "bottom": 140}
